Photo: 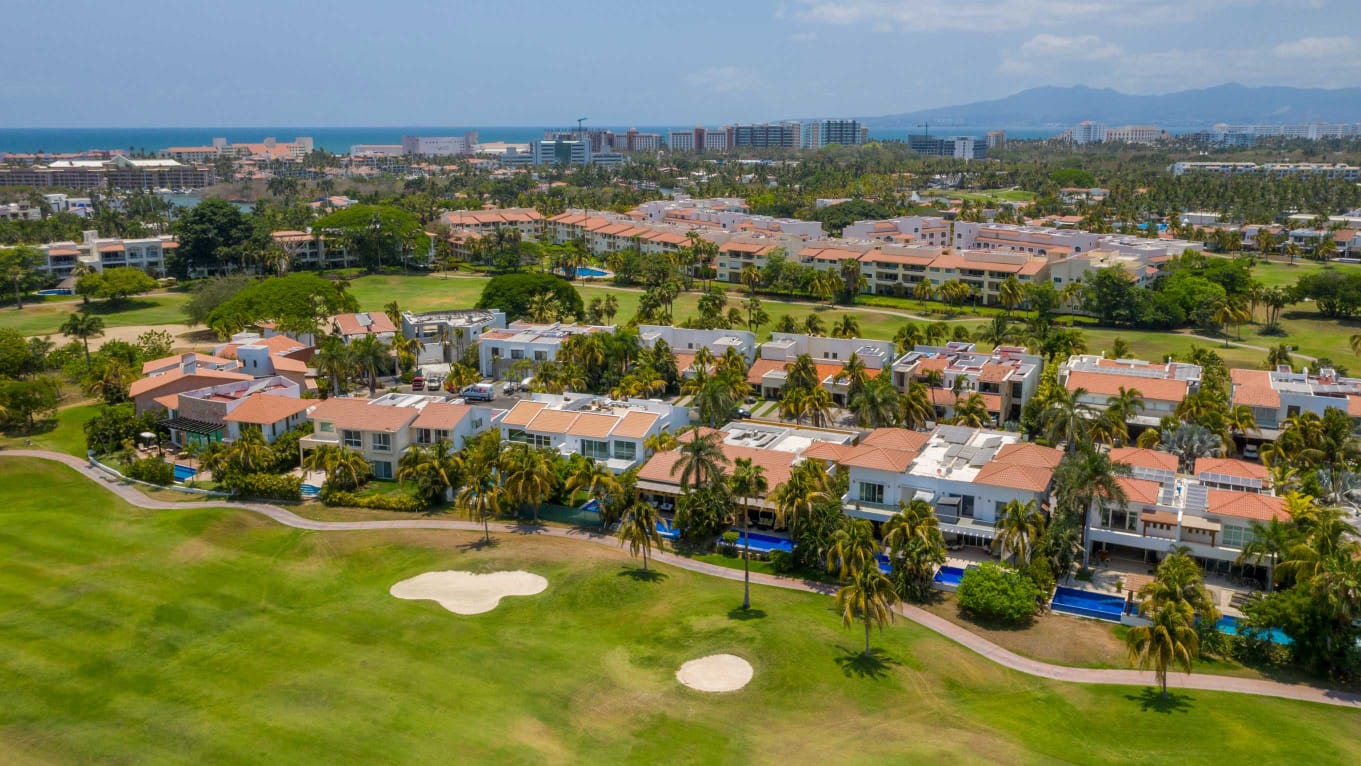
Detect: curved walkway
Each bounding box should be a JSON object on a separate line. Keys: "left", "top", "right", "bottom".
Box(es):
{"left": 1182, "top": 332, "right": 1319, "bottom": 363}
{"left": 4, "top": 449, "right": 1359, "bottom": 709}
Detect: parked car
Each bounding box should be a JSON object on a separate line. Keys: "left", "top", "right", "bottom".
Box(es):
{"left": 461, "top": 383, "right": 495, "bottom": 402}
{"left": 733, "top": 407, "right": 752, "bottom": 420}
{"left": 1242, "top": 444, "right": 1259, "bottom": 460}
{"left": 411, "top": 375, "right": 425, "bottom": 391}
{"left": 502, "top": 381, "right": 518, "bottom": 395}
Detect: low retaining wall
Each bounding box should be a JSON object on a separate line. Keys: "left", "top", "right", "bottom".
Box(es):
{"left": 87, "top": 453, "right": 233, "bottom": 499}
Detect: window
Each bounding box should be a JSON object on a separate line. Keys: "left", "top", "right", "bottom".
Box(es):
{"left": 1101, "top": 507, "right": 1138, "bottom": 531}
{"left": 320, "top": 422, "right": 334, "bottom": 433}
{"left": 416, "top": 428, "right": 432, "bottom": 445}
{"left": 1222, "top": 524, "right": 1255, "bottom": 549}
{"left": 613, "top": 441, "right": 637, "bottom": 461}
{"left": 582, "top": 439, "right": 610, "bottom": 460}
{"left": 857, "top": 481, "right": 884, "bottom": 505}
{"left": 372, "top": 432, "right": 392, "bottom": 452}
{"left": 370, "top": 460, "right": 393, "bottom": 480}
{"left": 534, "top": 351, "right": 547, "bottom": 361}
{"left": 342, "top": 430, "right": 361, "bottom": 448}
{"left": 435, "top": 429, "right": 450, "bottom": 442}
{"left": 511, "top": 349, "right": 523, "bottom": 360}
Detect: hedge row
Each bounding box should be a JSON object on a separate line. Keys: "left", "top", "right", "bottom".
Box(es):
{"left": 224, "top": 472, "right": 303, "bottom": 502}
{"left": 320, "top": 487, "right": 426, "bottom": 513}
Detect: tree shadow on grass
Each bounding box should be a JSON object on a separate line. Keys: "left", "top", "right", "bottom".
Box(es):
{"left": 459, "top": 537, "right": 501, "bottom": 552}
{"left": 511, "top": 520, "right": 546, "bottom": 535}
{"left": 728, "top": 606, "right": 767, "bottom": 621}
{"left": 1124, "top": 687, "right": 1194, "bottom": 713}
{"left": 835, "top": 646, "right": 898, "bottom": 679}
{"left": 618, "top": 566, "right": 668, "bottom": 583}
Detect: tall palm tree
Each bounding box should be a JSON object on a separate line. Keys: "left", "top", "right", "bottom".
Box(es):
{"left": 618, "top": 501, "right": 663, "bottom": 572}
{"left": 1125, "top": 599, "right": 1199, "bottom": 699}
{"left": 502, "top": 443, "right": 557, "bottom": 522}
{"left": 456, "top": 464, "right": 503, "bottom": 543}
{"left": 951, "top": 391, "right": 991, "bottom": 428}
{"left": 1041, "top": 386, "right": 1093, "bottom": 451}
{"left": 1237, "top": 518, "right": 1298, "bottom": 593}
{"left": 832, "top": 314, "right": 860, "bottom": 339}
{"left": 769, "top": 459, "right": 831, "bottom": 532}
{"left": 1104, "top": 386, "right": 1144, "bottom": 430}
{"left": 671, "top": 430, "right": 729, "bottom": 491}
{"left": 883, "top": 498, "right": 946, "bottom": 602}
{"left": 729, "top": 457, "right": 768, "bottom": 609}
{"left": 397, "top": 439, "right": 460, "bottom": 504}
{"left": 900, "top": 380, "right": 934, "bottom": 429}
{"left": 992, "top": 499, "right": 1045, "bottom": 565}
{"left": 313, "top": 336, "right": 353, "bottom": 397}
{"left": 997, "top": 274, "right": 1025, "bottom": 316}
{"left": 349, "top": 334, "right": 390, "bottom": 396}
{"left": 61, "top": 311, "right": 105, "bottom": 365}
{"left": 913, "top": 279, "right": 936, "bottom": 310}
{"left": 849, "top": 376, "right": 900, "bottom": 428}
{"left": 836, "top": 565, "right": 899, "bottom": 657}
{"left": 1052, "top": 447, "right": 1130, "bottom": 553}
{"left": 827, "top": 518, "right": 879, "bottom": 580}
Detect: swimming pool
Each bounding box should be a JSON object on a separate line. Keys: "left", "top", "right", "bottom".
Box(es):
{"left": 36, "top": 288, "right": 73, "bottom": 296}
{"left": 933, "top": 565, "right": 967, "bottom": 588}
{"left": 727, "top": 530, "right": 794, "bottom": 554}
{"left": 576, "top": 267, "right": 610, "bottom": 278}
{"left": 172, "top": 463, "right": 196, "bottom": 482}
{"left": 1216, "top": 615, "right": 1293, "bottom": 645}
{"left": 1051, "top": 586, "right": 1126, "bottom": 622}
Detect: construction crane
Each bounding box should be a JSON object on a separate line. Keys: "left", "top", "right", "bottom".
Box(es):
{"left": 917, "top": 121, "right": 930, "bottom": 138}
{"left": 577, "top": 117, "right": 588, "bottom": 135}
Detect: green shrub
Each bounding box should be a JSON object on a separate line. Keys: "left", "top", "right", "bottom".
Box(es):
{"left": 224, "top": 472, "right": 302, "bottom": 502}
{"left": 320, "top": 487, "right": 426, "bottom": 513}
{"left": 768, "top": 549, "right": 797, "bottom": 574}
{"left": 124, "top": 456, "right": 174, "bottom": 486}
{"left": 957, "top": 562, "right": 1041, "bottom": 625}
{"left": 475, "top": 272, "right": 583, "bottom": 321}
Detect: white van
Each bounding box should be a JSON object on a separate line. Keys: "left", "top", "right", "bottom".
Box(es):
{"left": 461, "top": 383, "right": 495, "bottom": 402}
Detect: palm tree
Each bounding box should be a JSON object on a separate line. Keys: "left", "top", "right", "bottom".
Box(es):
{"left": 313, "top": 336, "right": 353, "bottom": 397}
{"left": 1237, "top": 518, "right": 1297, "bottom": 593}
{"left": 827, "top": 518, "right": 878, "bottom": 580}
{"left": 61, "top": 312, "right": 105, "bottom": 365}
{"left": 349, "top": 334, "right": 390, "bottom": 395}
{"left": 1052, "top": 447, "right": 1130, "bottom": 553}
{"left": 618, "top": 501, "right": 663, "bottom": 572}
{"left": 729, "top": 457, "right": 769, "bottom": 610}
{"left": 456, "top": 464, "right": 503, "bottom": 543}
{"left": 951, "top": 391, "right": 991, "bottom": 428}
{"left": 883, "top": 498, "right": 946, "bottom": 602}
{"left": 397, "top": 439, "right": 460, "bottom": 504}
{"left": 836, "top": 565, "right": 899, "bottom": 657}
{"left": 803, "top": 313, "right": 825, "bottom": 336}
{"left": 1125, "top": 599, "right": 1199, "bottom": 699}
{"left": 1104, "top": 386, "right": 1144, "bottom": 430}
{"left": 501, "top": 443, "right": 557, "bottom": 522}
{"left": 671, "top": 430, "right": 729, "bottom": 491}
{"left": 913, "top": 279, "right": 936, "bottom": 310}
{"left": 832, "top": 314, "right": 860, "bottom": 339}
{"left": 992, "top": 499, "right": 1045, "bottom": 565}
{"left": 900, "top": 380, "right": 934, "bottom": 429}
{"left": 1041, "top": 386, "right": 1093, "bottom": 451}
{"left": 526, "top": 290, "right": 560, "bottom": 323}
{"left": 848, "top": 376, "right": 900, "bottom": 428}
{"left": 997, "top": 274, "right": 1025, "bottom": 315}
{"left": 303, "top": 444, "right": 370, "bottom": 490}
{"left": 975, "top": 316, "right": 1016, "bottom": 348}
{"left": 769, "top": 459, "right": 831, "bottom": 531}
{"left": 1161, "top": 423, "right": 1221, "bottom": 472}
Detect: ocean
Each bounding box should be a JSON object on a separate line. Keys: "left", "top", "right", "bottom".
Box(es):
{"left": 0, "top": 125, "right": 1065, "bottom": 155}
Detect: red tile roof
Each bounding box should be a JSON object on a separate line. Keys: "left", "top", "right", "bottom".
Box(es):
{"left": 1195, "top": 457, "right": 1270, "bottom": 483}
{"left": 222, "top": 393, "right": 313, "bottom": 424}
{"left": 1207, "top": 490, "right": 1289, "bottom": 522}
{"left": 1109, "top": 447, "right": 1179, "bottom": 473}
{"left": 1066, "top": 370, "right": 1188, "bottom": 403}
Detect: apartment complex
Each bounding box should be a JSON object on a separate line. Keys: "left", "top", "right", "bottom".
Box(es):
{"left": 1230, "top": 366, "right": 1361, "bottom": 435}
{"left": 477, "top": 322, "right": 616, "bottom": 378}
{"left": 747, "top": 333, "right": 897, "bottom": 404}
{"left": 499, "top": 393, "right": 687, "bottom": 473}
{"left": 0, "top": 155, "right": 214, "bottom": 190}
{"left": 438, "top": 208, "right": 545, "bottom": 239}
{"left": 131, "top": 355, "right": 253, "bottom": 415}
{"left": 1103, "top": 125, "right": 1167, "bottom": 144}
{"left": 401, "top": 134, "right": 478, "bottom": 157}
{"left": 1058, "top": 354, "right": 1203, "bottom": 427}
{"left": 302, "top": 394, "right": 493, "bottom": 480}
{"left": 822, "top": 425, "right": 1062, "bottom": 545}
{"left": 156, "top": 376, "right": 310, "bottom": 447}
{"left": 907, "top": 134, "right": 984, "bottom": 160}
{"left": 1169, "top": 161, "right": 1361, "bottom": 181}
{"left": 270, "top": 230, "right": 354, "bottom": 271}
{"left": 891, "top": 342, "right": 1044, "bottom": 425}
{"left": 1088, "top": 447, "right": 1288, "bottom": 568}
{"left": 19, "top": 230, "right": 177, "bottom": 278}
{"left": 637, "top": 325, "right": 758, "bottom": 369}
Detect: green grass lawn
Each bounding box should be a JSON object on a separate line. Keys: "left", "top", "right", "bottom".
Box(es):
{"left": 0, "top": 402, "right": 98, "bottom": 457}
{"left": 3, "top": 458, "right": 1361, "bottom": 764}
{"left": 0, "top": 293, "right": 190, "bottom": 337}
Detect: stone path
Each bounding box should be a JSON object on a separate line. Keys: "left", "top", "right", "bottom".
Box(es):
{"left": 5, "top": 449, "right": 1360, "bottom": 709}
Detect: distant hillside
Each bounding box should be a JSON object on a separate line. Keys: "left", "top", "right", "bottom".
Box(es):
{"left": 860, "top": 84, "right": 1361, "bottom": 129}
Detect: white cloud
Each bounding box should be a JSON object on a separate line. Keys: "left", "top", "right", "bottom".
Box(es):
{"left": 683, "top": 66, "right": 764, "bottom": 94}
{"left": 1020, "top": 33, "right": 1122, "bottom": 60}
{"left": 1273, "top": 36, "right": 1354, "bottom": 59}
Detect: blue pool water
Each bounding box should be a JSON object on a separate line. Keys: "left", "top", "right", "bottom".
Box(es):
{"left": 172, "top": 463, "right": 196, "bottom": 482}
{"left": 1051, "top": 586, "right": 1126, "bottom": 622}
{"left": 301, "top": 483, "right": 321, "bottom": 498}
{"left": 655, "top": 519, "right": 680, "bottom": 541}
{"left": 728, "top": 530, "right": 794, "bottom": 554}
{"left": 36, "top": 288, "right": 73, "bottom": 296}
{"left": 576, "top": 267, "right": 609, "bottom": 278}
{"left": 1216, "top": 615, "right": 1293, "bottom": 645}
{"left": 933, "top": 565, "right": 966, "bottom": 587}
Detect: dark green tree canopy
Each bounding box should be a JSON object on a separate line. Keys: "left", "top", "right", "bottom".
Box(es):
{"left": 476, "top": 273, "right": 583, "bottom": 322}
{"left": 205, "top": 273, "right": 358, "bottom": 338}
{"left": 313, "top": 204, "right": 422, "bottom": 272}
{"left": 170, "top": 198, "right": 252, "bottom": 278}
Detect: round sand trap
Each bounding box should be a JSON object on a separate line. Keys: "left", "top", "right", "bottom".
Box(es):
{"left": 389, "top": 570, "right": 547, "bottom": 615}
{"left": 675, "top": 654, "right": 753, "bottom": 692}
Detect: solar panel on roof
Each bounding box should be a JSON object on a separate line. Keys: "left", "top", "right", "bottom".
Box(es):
{"left": 1184, "top": 484, "right": 1209, "bottom": 512}
{"left": 981, "top": 436, "right": 1003, "bottom": 449}
{"left": 938, "top": 425, "right": 972, "bottom": 444}
{"left": 969, "top": 448, "right": 996, "bottom": 467}
{"left": 944, "top": 444, "right": 961, "bottom": 459}
{"left": 956, "top": 445, "right": 978, "bottom": 461}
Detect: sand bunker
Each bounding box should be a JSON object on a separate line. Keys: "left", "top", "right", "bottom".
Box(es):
{"left": 390, "top": 570, "right": 547, "bottom": 615}
{"left": 675, "top": 654, "right": 753, "bottom": 692}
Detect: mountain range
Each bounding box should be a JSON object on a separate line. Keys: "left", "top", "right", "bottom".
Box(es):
{"left": 858, "top": 84, "right": 1361, "bottom": 129}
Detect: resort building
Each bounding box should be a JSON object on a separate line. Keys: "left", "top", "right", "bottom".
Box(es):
{"left": 402, "top": 309, "right": 507, "bottom": 367}
{"left": 329, "top": 312, "right": 398, "bottom": 344}
{"left": 1230, "top": 366, "right": 1361, "bottom": 437}
{"left": 0, "top": 155, "right": 215, "bottom": 191}
{"left": 747, "top": 333, "right": 897, "bottom": 404}
{"left": 131, "top": 358, "right": 253, "bottom": 415}
{"left": 1087, "top": 446, "right": 1288, "bottom": 571}
{"left": 842, "top": 216, "right": 950, "bottom": 246}
{"left": 820, "top": 425, "right": 1062, "bottom": 546}
{"left": 637, "top": 325, "right": 757, "bottom": 370}
{"left": 635, "top": 422, "right": 856, "bottom": 521}
{"left": 477, "top": 322, "right": 615, "bottom": 379}
{"left": 16, "top": 230, "right": 177, "bottom": 278}
{"left": 498, "top": 393, "right": 688, "bottom": 473}
{"left": 890, "top": 342, "right": 1043, "bottom": 425}
{"left": 141, "top": 352, "right": 239, "bottom": 378}
{"left": 270, "top": 230, "right": 353, "bottom": 271}
{"left": 213, "top": 333, "right": 316, "bottom": 391}
{"left": 437, "top": 208, "right": 544, "bottom": 240}
{"left": 302, "top": 393, "right": 493, "bottom": 480}
{"left": 1058, "top": 354, "right": 1201, "bottom": 427}
{"left": 156, "top": 376, "right": 309, "bottom": 447}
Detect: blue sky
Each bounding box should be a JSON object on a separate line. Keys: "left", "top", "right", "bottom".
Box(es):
{"left": 2, "top": 0, "right": 1358, "bottom": 127}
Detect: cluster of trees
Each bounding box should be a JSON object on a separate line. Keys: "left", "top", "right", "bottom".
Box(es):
{"left": 201, "top": 272, "right": 357, "bottom": 339}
